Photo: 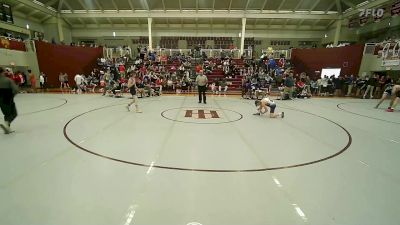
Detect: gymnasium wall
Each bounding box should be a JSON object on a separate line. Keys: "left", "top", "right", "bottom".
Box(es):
{"left": 13, "top": 16, "right": 44, "bottom": 33}
{"left": 0, "top": 48, "right": 41, "bottom": 86}
{"left": 0, "top": 48, "right": 30, "bottom": 66}
{"left": 322, "top": 23, "right": 359, "bottom": 45}
{"left": 35, "top": 41, "right": 103, "bottom": 87}
{"left": 62, "top": 26, "right": 72, "bottom": 44}
{"left": 291, "top": 44, "right": 364, "bottom": 78}
{"left": 71, "top": 28, "right": 324, "bottom": 53}
{"left": 43, "top": 23, "right": 59, "bottom": 43}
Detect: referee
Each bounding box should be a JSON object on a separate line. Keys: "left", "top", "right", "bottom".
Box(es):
{"left": 0, "top": 67, "right": 19, "bottom": 134}
{"left": 196, "top": 70, "right": 208, "bottom": 104}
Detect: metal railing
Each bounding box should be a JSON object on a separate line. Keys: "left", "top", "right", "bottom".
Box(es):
{"left": 103, "top": 46, "right": 132, "bottom": 59}
{"left": 155, "top": 48, "right": 252, "bottom": 59}
{"left": 381, "top": 40, "right": 400, "bottom": 59}
{"left": 261, "top": 49, "right": 291, "bottom": 59}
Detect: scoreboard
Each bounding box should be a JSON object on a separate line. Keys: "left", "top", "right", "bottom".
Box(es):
{"left": 0, "top": 2, "right": 13, "bottom": 24}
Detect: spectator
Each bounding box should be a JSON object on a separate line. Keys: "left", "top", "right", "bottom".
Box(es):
{"left": 74, "top": 74, "right": 84, "bottom": 94}
{"left": 284, "top": 74, "right": 295, "bottom": 98}
{"left": 310, "top": 78, "right": 319, "bottom": 95}
{"left": 11, "top": 73, "right": 21, "bottom": 87}
{"left": 63, "top": 73, "right": 70, "bottom": 89}
{"left": 363, "top": 74, "right": 377, "bottom": 99}
{"left": 356, "top": 76, "right": 367, "bottom": 97}
{"left": 333, "top": 76, "right": 343, "bottom": 97}
{"left": 219, "top": 78, "right": 228, "bottom": 94}
{"left": 59, "top": 72, "right": 64, "bottom": 89}
{"left": 376, "top": 75, "right": 386, "bottom": 98}
{"left": 39, "top": 72, "right": 45, "bottom": 91}
{"left": 320, "top": 76, "right": 329, "bottom": 96}
{"left": 296, "top": 78, "right": 306, "bottom": 96}
{"left": 28, "top": 70, "right": 36, "bottom": 93}
{"left": 345, "top": 75, "right": 356, "bottom": 96}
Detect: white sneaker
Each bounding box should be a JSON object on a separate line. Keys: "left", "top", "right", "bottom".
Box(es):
{"left": 0, "top": 124, "right": 13, "bottom": 134}
{"left": 136, "top": 109, "right": 142, "bottom": 113}
{"left": 0, "top": 124, "right": 7, "bottom": 134}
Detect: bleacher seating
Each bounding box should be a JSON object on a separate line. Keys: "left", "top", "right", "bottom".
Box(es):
{"left": 204, "top": 58, "right": 245, "bottom": 91}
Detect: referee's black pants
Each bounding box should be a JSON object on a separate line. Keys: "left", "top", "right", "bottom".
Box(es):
{"left": 198, "top": 85, "right": 207, "bottom": 103}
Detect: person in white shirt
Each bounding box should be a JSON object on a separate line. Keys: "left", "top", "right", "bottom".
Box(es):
{"left": 74, "top": 74, "right": 84, "bottom": 94}
{"left": 196, "top": 71, "right": 208, "bottom": 104}
{"left": 254, "top": 97, "right": 284, "bottom": 118}
{"left": 39, "top": 72, "right": 45, "bottom": 90}
{"left": 320, "top": 76, "right": 329, "bottom": 96}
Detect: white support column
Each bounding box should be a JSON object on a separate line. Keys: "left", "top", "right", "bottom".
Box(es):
{"left": 240, "top": 17, "right": 246, "bottom": 56}
{"left": 148, "top": 17, "right": 153, "bottom": 51}
{"left": 57, "top": 14, "right": 64, "bottom": 42}
{"left": 333, "top": 17, "right": 342, "bottom": 46}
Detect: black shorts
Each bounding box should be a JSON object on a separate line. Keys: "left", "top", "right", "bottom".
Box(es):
{"left": 267, "top": 103, "right": 276, "bottom": 113}
{"left": 129, "top": 87, "right": 136, "bottom": 96}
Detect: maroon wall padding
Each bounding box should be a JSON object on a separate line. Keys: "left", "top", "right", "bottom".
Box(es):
{"left": 291, "top": 45, "right": 364, "bottom": 78}
{"left": 35, "top": 41, "right": 103, "bottom": 87}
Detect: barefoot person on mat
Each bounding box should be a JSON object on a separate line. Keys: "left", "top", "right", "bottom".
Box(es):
{"left": 126, "top": 73, "right": 142, "bottom": 113}
{"left": 254, "top": 97, "right": 284, "bottom": 118}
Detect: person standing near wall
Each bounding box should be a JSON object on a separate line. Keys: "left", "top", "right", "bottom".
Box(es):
{"left": 74, "top": 74, "right": 84, "bottom": 94}
{"left": 196, "top": 70, "right": 208, "bottom": 104}
{"left": 59, "top": 72, "right": 64, "bottom": 90}
{"left": 28, "top": 70, "right": 36, "bottom": 93}
{"left": 39, "top": 72, "right": 45, "bottom": 92}
{"left": 346, "top": 75, "right": 355, "bottom": 96}
{"left": 63, "top": 73, "right": 70, "bottom": 89}
{"left": 363, "top": 74, "right": 377, "bottom": 99}
{"left": 0, "top": 67, "right": 19, "bottom": 134}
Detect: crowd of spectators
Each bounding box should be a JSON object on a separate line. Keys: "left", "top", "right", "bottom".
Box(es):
{"left": 3, "top": 68, "right": 47, "bottom": 93}
{"left": 37, "top": 44, "right": 399, "bottom": 100}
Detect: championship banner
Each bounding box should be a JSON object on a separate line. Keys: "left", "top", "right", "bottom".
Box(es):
{"left": 382, "top": 59, "right": 400, "bottom": 67}
{"left": 348, "top": 17, "right": 359, "bottom": 28}
{"left": 0, "top": 38, "right": 26, "bottom": 51}
{"left": 359, "top": 15, "right": 368, "bottom": 26}
{"left": 392, "top": 0, "right": 400, "bottom": 16}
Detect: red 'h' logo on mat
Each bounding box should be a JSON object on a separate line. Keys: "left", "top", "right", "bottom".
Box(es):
{"left": 185, "top": 110, "right": 220, "bottom": 119}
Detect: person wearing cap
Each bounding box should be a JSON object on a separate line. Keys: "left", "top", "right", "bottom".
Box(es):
{"left": 196, "top": 70, "right": 208, "bottom": 104}
{"left": 0, "top": 67, "right": 19, "bottom": 134}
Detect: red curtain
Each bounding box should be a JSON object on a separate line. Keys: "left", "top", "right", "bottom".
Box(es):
{"left": 0, "top": 38, "right": 26, "bottom": 51}
{"left": 35, "top": 41, "right": 103, "bottom": 87}
{"left": 291, "top": 45, "right": 364, "bottom": 78}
